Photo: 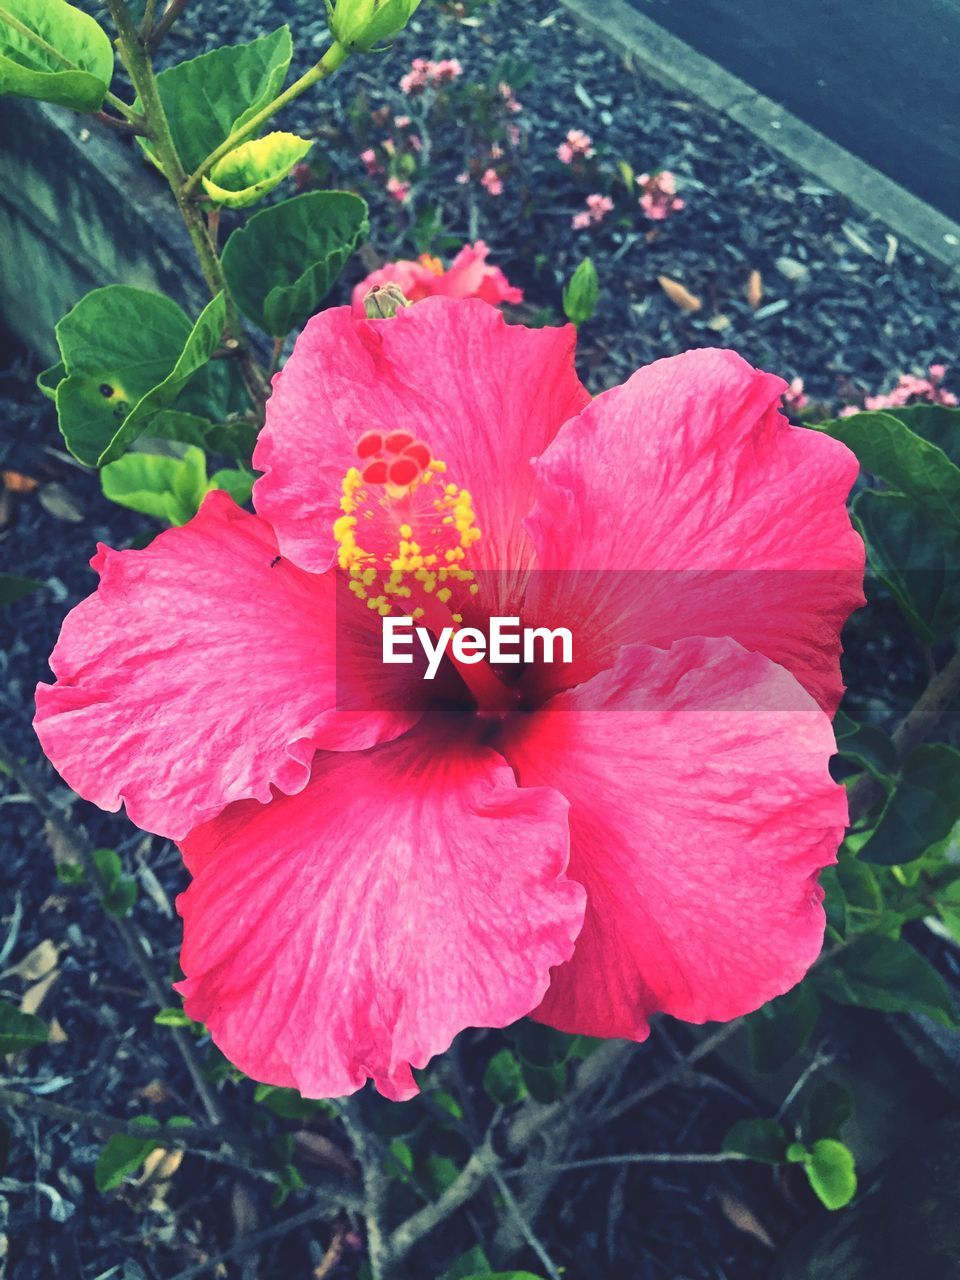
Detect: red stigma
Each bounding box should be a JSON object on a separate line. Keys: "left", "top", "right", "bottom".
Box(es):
{"left": 388, "top": 456, "right": 420, "bottom": 486}
{"left": 385, "top": 430, "right": 415, "bottom": 454}
{"left": 356, "top": 431, "right": 383, "bottom": 459}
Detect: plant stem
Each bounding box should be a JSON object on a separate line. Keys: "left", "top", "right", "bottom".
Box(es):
{"left": 148, "top": 0, "right": 191, "bottom": 48}
{"left": 534, "top": 1151, "right": 750, "bottom": 1172}
{"left": 103, "top": 0, "right": 269, "bottom": 410}
{"left": 385, "top": 1134, "right": 496, "bottom": 1268}
{"left": 182, "top": 41, "right": 348, "bottom": 195}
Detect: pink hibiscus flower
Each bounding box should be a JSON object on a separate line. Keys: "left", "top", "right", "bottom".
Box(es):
{"left": 35, "top": 300, "right": 863, "bottom": 1100}
{"left": 351, "top": 241, "right": 522, "bottom": 315}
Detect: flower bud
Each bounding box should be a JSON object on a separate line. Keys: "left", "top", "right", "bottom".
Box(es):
{"left": 363, "top": 283, "right": 413, "bottom": 318}
{"left": 562, "top": 257, "right": 599, "bottom": 328}
{"left": 326, "top": 0, "right": 422, "bottom": 52}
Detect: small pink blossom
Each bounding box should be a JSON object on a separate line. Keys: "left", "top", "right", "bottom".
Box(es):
{"left": 557, "top": 129, "right": 594, "bottom": 164}
{"left": 400, "top": 57, "right": 463, "bottom": 94}
{"left": 394, "top": 115, "right": 412, "bottom": 129}
{"left": 861, "top": 364, "right": 957, "bottom": 412}
{"left": 490, "top": 143, "right": 504, "bottom": 160}
{"left": 572, "top": 193, "right": 614, "bottom": 230}
{"left": 455, "top": 170, "right": 470, "bottom": 185}
{"left": 498, "top": 81, "right": 522, "bottom": 113}
{"left": 783, "top": 377, "right": 809, "bottom": 413}
{"left": 507, "top": 123, "right": 521, "bottom": 147}
{"left": 409, "top": 134, "right": 423, "bottom": 152}
{"left": 637, "top": 170, "right": 685, "bottom": 221}
{"left": 386, "top": 175, "right": 410, "bottom": 204}
{"left": 360, "top": 148, "right": 382, "bottom": 177}
{"left": 481, "top": 167, "right": 503, "bottom": 196}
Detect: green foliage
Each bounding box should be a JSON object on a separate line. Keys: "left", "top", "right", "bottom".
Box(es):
{"left": 54, "top": 288, "right": 227, "bottom": 466}
{"left": 101, "top": 445, "right": 253, "bottom": 526}
{"left": 853, "top": 490, "right": 960, "bottom": 642}
{"left": 0, "top": 0, "right": 113, "bottom": 111}
{"left": 221, "top": 190, "right": 369, "bottom": 336}
{"left": 834, "top": 708, "right": 896, "bottom": 782}
{"left": 202, "top": 131, "right": 313, "bottom": 208}
{"left": 0, "top": 573, "right": 42, "bottom": 606}
{"left": 253, "top": 1084, "right": 321, "bottom": 1120}
{"left": 747, "top": 982, "right": 821, "bottom": 1073}
{"left": 148, "top": 27, "right": 293, "bottom": 173}
{"left": 153, "top": 1007, "right": 195, "bottom": 1028}
{"left": 806, "top": 1082, "right": 852, "bottom": 1143}
{"left": 483, "top": 1048, "right": 527, "bottom": 1106}
{"left": 792, "top": 1138, "right": 858, "bottom": 1210}
{"left": 723, "top": 1117, "right": 789, "bottom": 1164}
{"left": 815, "top": 935, "right": 957, "bottom": 1026}
{"left": 0, "top": 1000, "right": 47, "bottom": 1053}
{"left": 858, "top": 745, "right": 960, "bottom": 866}
{"left": 816, "top": 405, "right": 960, "bottom": 530}
{"left": 91, "top": 847, "right": 138, "bottom": 918}
{"left": 562, "top": 257, "right": 599, "bottom": 328}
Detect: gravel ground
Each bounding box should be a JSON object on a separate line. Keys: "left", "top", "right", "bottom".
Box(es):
{"left": 3, "top": 0, "right": 960, "bottom": 1274}
{"left": 151, "top": 0, "right": 960, "bottom": 404}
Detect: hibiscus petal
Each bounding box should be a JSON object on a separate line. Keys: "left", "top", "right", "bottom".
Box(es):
{"left": 253, "top": 299, "right": 590, "bottom": 587}
{"left": 34, "top": 491, "right": 418, "bottom": 840}
{"left": 176, "top": 721, "right": 585, "bottom": 1100}
{"left": 498, "top": 637, "right": 847, "bottom": 1039}
{"left": 526, "top": 348, "right": 864, "bottom": 713}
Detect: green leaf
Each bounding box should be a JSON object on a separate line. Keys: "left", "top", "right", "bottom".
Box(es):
{"left": 807, "top": 1082, "right": 853, "bottom": 1142}
{"left": 55, "top": 287, "right": 190, "bottom": 465}
{"left": 815, "top": 934, "right": 957, "bottom": 1026}
{"left": 0, "top": 1000, "right": 47, "bottom": 1054}
{"left": 853, "top": 490, "right": 960, "bottom": 642}
{"left": 723, "top": 1117, "right": 789, "bottom": 1164}
{"left": 562, "top": 257, "right": 599, "bottom": 327}
{"left": 54, "top": 289, "right": 226, "bottom": 467}
{"left": 483, "top": 1048, "right": 527, "bottom": 1106}
{"left": 102, "top": 293, "right": 227, "bottom": 465}
{"left": 815, "top": 408, "right": 960, "bottom": 531}
{"left": 153, "top": 1007, "right": 194, "bottom": 1027}
{"left": 833, "top": 708, "right": 897, "bottom": 781}
{"left": 0, "top": 573, "right": 42, "bottom": 606}
{"left": 459, "top": 1275, "right": 546, "bottom": 1280}
{"left": 36, "top": 360, "right": 65, "bottom": 401}
{"left": 94, "top": 1117, "right": 161, "bottom": 1192}
{"left": 747, "top": 982, "right": 821, "bottom": 1073}
{"left": 149, "top": 27, "right": 292, "bottom": 173}
{"left": 202, "top": 131, "right": 313, "bottom": 209}
{"left": 803, "top": 1138, "right": 857, "bottom": 1210}
{"left": 439, "top": 1249, "right": 492, "bottom": 1280}
{"left": 0, "top": 0, "right": 113, "bottom": 111}
{"left": 91, "top": 847, "right": 137, "bottom": 918}
{"left": 252, "top": 1084, "right": 318, "bottom": 1119}
{"left": 860, "top": 744, "right": 960, "bottom": 866}
{"left": 207, "top": 467, "right": 254, "bottom": 507}
{"left": 891, "top": 403, "right": 960, "bottom": 468}
{"left": 102, "top": 447, "right": 207, "bottom": 525}
{"left": 221, "top": 190, "right": 369, "bottom": 337}
{"left": 422, "top": 1154, "right": 460, "bottom": 1195}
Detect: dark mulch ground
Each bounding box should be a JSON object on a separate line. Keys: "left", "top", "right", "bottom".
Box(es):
{"left": 150, "top": 0, "right": 960, "bottom": 404}
{"left": 4, "top": 0, "right": 960, "bottom": 1276}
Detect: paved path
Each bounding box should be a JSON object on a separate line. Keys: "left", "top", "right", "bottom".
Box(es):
{"left": 626, "top": 0, "right": 960, "bottom": 220}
